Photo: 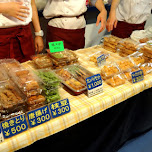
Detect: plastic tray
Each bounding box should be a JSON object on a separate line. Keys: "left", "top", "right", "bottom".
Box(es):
{"left": 31, "top": 53, "right": 53, "bottom": 69}
{"left": 100, "top": 62, "right": 121, "bottom": 80}
{"left": 55, "top": 64, "right": 94, "bottom": 94}
{"left": 106, "top": 73, "right": 125, "bottom": 87}
{"left": 0, "top": 81, "right": 26, "bottom": 114}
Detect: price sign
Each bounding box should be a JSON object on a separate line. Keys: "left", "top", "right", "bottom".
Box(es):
{"left": 49, "top": 98, "right": 70, "bottom": 118}
{"left": 131, "top": 69, "right": 144, "bottom": 83}
{"left": 48, "top": 41, "right": 64, "bottom": 53}
{"left": 27, "top": 106, "right": 51, "bottom": 128}
{"left": 86, "top": 74, "right": 103, "bottom": 98}
{"left": 97, "top": 54, "right": 106, "bottom": 67}
{"left": 1, "top": 115, "right": 28, "bottom": 139}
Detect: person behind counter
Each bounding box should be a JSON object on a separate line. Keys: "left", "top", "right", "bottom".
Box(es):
{"left": 0, "top": 0, "right": 44, "bottom": 63}
{"left": 43, "top": 0, "right": 107, "bottom": 50}
{"left": 106, "top": 0, "right": 152, "bottom": 38}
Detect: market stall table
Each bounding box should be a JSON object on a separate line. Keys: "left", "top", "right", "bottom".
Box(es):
{"left": 0, "top": 46, "right": 152, "bottom": 152}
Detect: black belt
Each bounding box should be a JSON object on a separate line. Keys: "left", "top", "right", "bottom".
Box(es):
{"left": 50, "top": 12, "right": 86, "bottom": 20}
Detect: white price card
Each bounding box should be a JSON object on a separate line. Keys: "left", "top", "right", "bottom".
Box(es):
{"left": 86, "top": 74, "right": 103, "bottom": 98}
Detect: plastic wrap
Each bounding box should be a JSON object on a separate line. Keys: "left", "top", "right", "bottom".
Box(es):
{"left": 103, "top": 35, "right": 121, "bottom": 53}
{"left": 139, "top": 63, "right": 152, "bottom": 75}
{"left": 36, "top": 69, "right": 61, "bottom": 103}
{"left": 31, "top": 53, "right": 53, "bottom": 69}
{"left": 129, "top": 51, "right": 145, "bottom": 67}
{"left": 0, "top": 81, "right": 26, "bottom": 115}
{"left": 89, "top": 50, "right": 110, "bottom": 64}
{"left": 118, "top": 38, "right": 139, "bottom": 57}
{"left": 55, "top": 64, "right": 93, "bottom": 94}
{"left": 139, "top": 43, "right": 152, "bottom": 62}
{"left": 116, "top": 57, "right": 135, "bottom": 72}
{"left": 47, "top": 49, "right": 78, "bottom": 65}
{"left": 100, "top": 62, "right": 121, "bottom": 80}
{"left": 124, "top": 68, "right": 140, "bottom": 81}
{"left": 106, "top": 73, "right": 125, "bottom": 87}
{"left": 0, "top": 64, "right": 9, "bottom": 83}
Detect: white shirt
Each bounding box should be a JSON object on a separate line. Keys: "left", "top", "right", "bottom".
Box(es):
{"left": 116, "top": 0, "right": 152, "bottom": 24}
{"left": 43, "top": 0, "right": 96, "bottom": 29}
{"left": 0, "top": 0, "right": 32, "bottom": 28}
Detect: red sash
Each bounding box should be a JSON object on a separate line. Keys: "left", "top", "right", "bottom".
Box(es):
{"left": 111, "top": 21, "right": 146, "bottom": 38}
{"left": 0, "top": 23, "right": 35, "bottom": 62}
{"left": 46, "top": 25, "right": 85, "bottom": 50}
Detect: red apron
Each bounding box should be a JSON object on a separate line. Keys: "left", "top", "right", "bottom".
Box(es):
{"left": 0, "top": 23, "right": 35, "bottom": 63}
{"left": 46, "top": 25, "right": 85, "bottom": 50}
{"left": 111, "top": 21, "right": 146, "bottom": 38}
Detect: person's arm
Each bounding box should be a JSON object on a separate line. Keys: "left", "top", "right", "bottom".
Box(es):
{"left": 106, "top": 0, "right": 120, "bottom": 32}
{"left": 0, "top": 2, "right": 29, "bottom": 21}
{"left": 94, "top": 0, "right": 107, "bottom": 33}
{"left": 31, "top": 0, "right": 44, "bottom": 53}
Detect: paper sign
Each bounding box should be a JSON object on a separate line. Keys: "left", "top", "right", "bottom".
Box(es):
{"left": 0, "top": 127, "right": 4, "bottom": 143}
{"left": 1, "top": 115, "right": 28, "bottom": 139}
{"left": 49, "top": 41, "right": 64, "bottom": 53}
{"left": 49, "top": 98, "right": 70, "bottom": 118}
{"left": 86, "top": 74, "right": 103, "bottom": 97}
{"left": 131, "top": 69, "right": 144, "bottom": 83}
{"left": 97, "top": 54, "right": 106, "bottom": 67}
{"left": 27, "top": 106, "right": 51, "bottom": 128}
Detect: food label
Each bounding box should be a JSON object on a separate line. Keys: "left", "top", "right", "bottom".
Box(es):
{"left": 86, "top": 74, "right": 103, "bottom": 97}
{"left": 49, "top": 98, "right": 70, "bottom": 118}
{"left": 27, "top": 106, "right": 51, "bottom": 128}
{"left": 131, "top": 69, "right": 144, "bottom": 83}
{"left": 1, "top": 114, "right": 28, "bottom": 139}
{"left": 49, "top": 41, "right": 64, "bottom": 53}
{"left": 97, "top": 54, "right": 106, "bottom": 67}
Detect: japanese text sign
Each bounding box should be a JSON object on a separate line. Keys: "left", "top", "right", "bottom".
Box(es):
{"left": 27, "top": 106, "right": 51, "bottom": 128}
{"left": 49, "top": 41, "right": 64, "bottom": 53}
{"left": 49, "top": 98, "right": 70, "bottom": 118}
{"left": 131, "top": 69, "right": 144, "bottom": 83}
{"left": 86, "top": 74, "right": 103, "bottom": 97}
{"left": 97, "top": 54, "right": 106, "bottom": 67}
{"left": 1, "top": 115, "right": 28, "bottom": 139}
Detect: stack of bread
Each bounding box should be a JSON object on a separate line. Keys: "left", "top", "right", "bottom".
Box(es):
{"left": 139, "top": 43, "right": 152, "bottom": 63}
{"left": 103, "top": 35, "right": 121, "bottom": 53}
{"left": 118, "top": 39, "right": 138, "bottom": 57}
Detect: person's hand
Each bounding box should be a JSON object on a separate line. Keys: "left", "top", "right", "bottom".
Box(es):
{"left": 35, "top": 36, "right": 44, "bottom": 53}
{"left": 106, "top": 11, "right": 118, "bottom": 32}
{"left": 3, "top": 2, "right": 29, "bottom": 21}
{"left": 96, "top": 10, "right": 107, "bottom": 33}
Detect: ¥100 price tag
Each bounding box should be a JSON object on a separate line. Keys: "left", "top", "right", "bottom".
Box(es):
{"left": 97, "top": 54, "right": 106, "bottom": 67}
{"left": 86, "top": 74, "right": 103, "bottom": 98}
{"left": 27, "top": 106, "right": 51, "bottom": 128}
{"left": 48, "top": 41, "right": 64, "bottom": 53}
{"left": 49, "top": 98, "right": 70, "bottom": 118}
{"left": 1, "top": 114, "right": 28, "bottom": 139}
{"left": 131, "top": 69, "right": 144, "bottom": 84}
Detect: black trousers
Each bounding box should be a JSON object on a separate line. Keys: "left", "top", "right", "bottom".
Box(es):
{"left": 18, "top": 88, "right": 152, "bottom": 152}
